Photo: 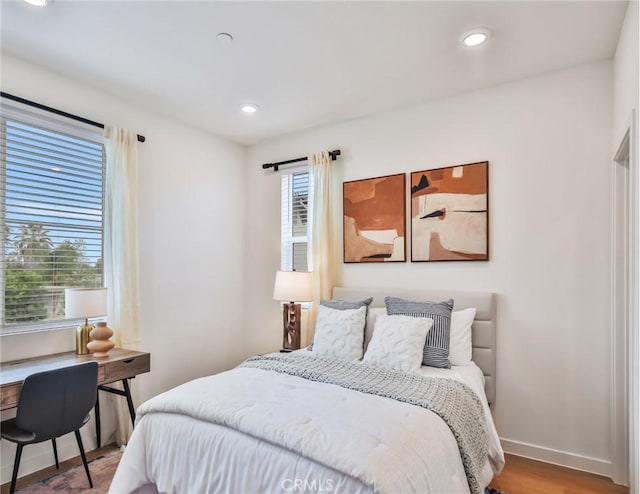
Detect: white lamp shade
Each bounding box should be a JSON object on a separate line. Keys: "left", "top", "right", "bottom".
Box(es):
{"left": 273, "top": 271, "right": 312, "bottom": 302}
{"left": 65, "top": 288, "right": 107, "bottom": 319}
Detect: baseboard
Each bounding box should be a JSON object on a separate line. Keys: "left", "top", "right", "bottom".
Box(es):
{"left": 500, "top": 437, "right": 612, "bottom": 478}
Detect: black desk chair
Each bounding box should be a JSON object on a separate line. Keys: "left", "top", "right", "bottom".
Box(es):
{"left": 1, "top": 361, "right": 98, "bottom": 494}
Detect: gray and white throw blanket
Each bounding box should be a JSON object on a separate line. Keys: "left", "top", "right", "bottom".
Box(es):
{"left": 241, "top": 353, "right": 489, "bottom": 494}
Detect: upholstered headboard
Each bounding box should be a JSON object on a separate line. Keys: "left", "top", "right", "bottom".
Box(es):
{"left": 332, "top": 287, "right": 497, "bottom": 404}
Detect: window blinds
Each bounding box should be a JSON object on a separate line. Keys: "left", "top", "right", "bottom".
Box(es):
{"left": 281, "top": 171, "right": 310, "bottom": 272}
{"left": 1, "top": 105, "right": 104, "bottom": 331}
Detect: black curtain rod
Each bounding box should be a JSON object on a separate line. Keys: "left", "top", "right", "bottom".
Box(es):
{"left": 262, "top": 149, "right": 341, "bottom": 172}
{"left": 1, "top": 91, "right": 146, "bottom": 143}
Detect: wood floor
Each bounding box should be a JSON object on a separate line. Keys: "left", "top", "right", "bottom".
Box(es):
{"left": 491, "top": 453, "right": 630, "bottom": 494}
{"left": 0, "top": 449, "right": 631, "bottom": 493}
{"left": 0, "top": 444, "right": 119, "bottom": 494}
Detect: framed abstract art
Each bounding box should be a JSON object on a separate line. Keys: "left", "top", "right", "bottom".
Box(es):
{"left": 343, "top": 173, "right": 406, "bottom": 263}
{"left": 410, "top": 161, "right": 489, "bottom": 262}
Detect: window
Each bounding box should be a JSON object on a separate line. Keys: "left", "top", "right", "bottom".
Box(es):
{"left": 280, "top": 171, "right": 312, "bottom": 272}
{"left": 1, "top": 101, "right": 105, "bottom": 334}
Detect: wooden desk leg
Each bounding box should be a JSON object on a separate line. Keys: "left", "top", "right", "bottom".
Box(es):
{"left": 95, "top": 391, "right": 101, "bottom": 449}
{"left": 122, "top": 378, "right": 136, "bottom": 426}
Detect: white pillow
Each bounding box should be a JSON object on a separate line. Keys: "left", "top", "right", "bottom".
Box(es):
{"left": 311, "top": 305, "right": 367, "bottom": 361}
{"left": 449, "top": 308, "right": 476, "bottom": 366}
{"left": 364, "top": 307, "right": 387, "bottom": 351}
{"left": 363, "top": 314, "right": 432, "bottom": 373}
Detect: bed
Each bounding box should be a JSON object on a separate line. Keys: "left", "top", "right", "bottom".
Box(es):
{"left": 110, "top": 287, "right": 504, "bottom": 494}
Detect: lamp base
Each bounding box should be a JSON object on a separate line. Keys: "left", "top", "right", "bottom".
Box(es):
{"left": 75, "top": 322, "right": 93, "bottom": 355}
{"left": 282, "top": 302, "right": 301, "bottom": 350}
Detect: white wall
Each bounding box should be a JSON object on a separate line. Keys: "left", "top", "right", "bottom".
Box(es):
{"left": 246, "top": 61, "right": 615, "bottom": 474}
{"left": 0, "top": 54, "right": 247, "bottom": 483}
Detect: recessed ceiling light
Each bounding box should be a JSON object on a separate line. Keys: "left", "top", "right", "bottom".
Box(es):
{"left": 23, "top": 0, "right": 48, "bottom": 6}
{"left": 217, "top": 32, "right": 233, "bottom": 44}
{"left": 461, "top": 29, "right": 490, "bottom": 47}
{"left": 241, "top": 104, "right": 259, "bottom": 114}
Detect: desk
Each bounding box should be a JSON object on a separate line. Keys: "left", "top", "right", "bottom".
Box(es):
{"left": 1, "top": 348, "right": 150, "bottom": 447}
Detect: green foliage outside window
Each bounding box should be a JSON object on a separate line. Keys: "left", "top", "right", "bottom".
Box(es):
{"left": 3, "top": 223, "right": 102, "bottom": 325}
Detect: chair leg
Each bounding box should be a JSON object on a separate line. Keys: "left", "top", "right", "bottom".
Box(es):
{"left": 74, "top": 429, "right": 93, "bottom": 488}
{"left": 10, "top": 443, "right": 23, "bottom": 494}
{"left": 51, "top": 437, "right": 59, "bottom": 469}
{"left": 95, "top": 390, "right": 101, "bottom": 448}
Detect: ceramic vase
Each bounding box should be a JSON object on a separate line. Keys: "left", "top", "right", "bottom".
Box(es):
{"left": 87, "top": 321, "right": 115, "bottom": 358}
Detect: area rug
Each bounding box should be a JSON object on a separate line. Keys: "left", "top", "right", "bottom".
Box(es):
{"left": 16, "top": 450, "right": 122, "bottom": 493}
{"left": 16, "top": 449, "right": 508, "bottom": 493}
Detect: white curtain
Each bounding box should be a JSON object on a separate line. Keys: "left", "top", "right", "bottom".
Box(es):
{"left": 103, "top": 125, "right": 141, "bottom": 445}
{"left": 307, "top": 151, "right": 335, "bottom": 343}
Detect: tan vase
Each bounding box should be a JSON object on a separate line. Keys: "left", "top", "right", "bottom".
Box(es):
{"left": 87, "top": 322, "right": 115, "bottom": 358}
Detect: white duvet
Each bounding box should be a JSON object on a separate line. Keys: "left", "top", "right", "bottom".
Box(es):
{"left": 110, "top": 358, "right": 503, "bottom": 494}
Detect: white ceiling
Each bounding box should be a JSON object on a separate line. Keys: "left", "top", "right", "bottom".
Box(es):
{"left": 0, "top": 1, "right": 628, "bottom": 146}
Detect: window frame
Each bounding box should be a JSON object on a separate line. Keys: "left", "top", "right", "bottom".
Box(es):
{"left": 280, "top": 167, "right": 313, "bottom": 309}
{"left": 0, "top": 100, "right": 106, "bottom": 335}
{"left": 280, "top": 168, "right": 312, "bottom": 273}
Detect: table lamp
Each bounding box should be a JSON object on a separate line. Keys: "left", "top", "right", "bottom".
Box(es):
{"left": 273, "top": 271, "right": 312, "bottom": 350}
{"left": 65, "top": 287, "right": 107, "bottom": 355}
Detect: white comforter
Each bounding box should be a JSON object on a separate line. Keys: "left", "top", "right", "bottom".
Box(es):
{"left": 110, "top": 359, "right": 503, "bottom": 494}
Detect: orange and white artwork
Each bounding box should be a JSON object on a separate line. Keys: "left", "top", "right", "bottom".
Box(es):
{"left": 410, "top": 162, "right": 489, "bottom": 262}
{"left": 343, "top": 173, "right": 406, "bottom": 263}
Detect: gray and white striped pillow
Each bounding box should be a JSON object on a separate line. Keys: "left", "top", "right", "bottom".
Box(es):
{"left": 384, "top": 296, "right": 454, "bottom": 369}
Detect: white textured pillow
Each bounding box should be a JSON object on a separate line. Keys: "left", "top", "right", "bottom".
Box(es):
{"left": 363, "top": 314, "right": 433, "bottom": 373}
{"left": 364, "top": 307, "right": 387, "bottom": 351}
{"left": 449, "top": 308, "right": 476, "bottom": 366}
{"left": 312, "top": 305, "right": 367, "bottom": 361}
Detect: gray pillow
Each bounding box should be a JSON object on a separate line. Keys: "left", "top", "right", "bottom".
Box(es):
{"left": 309, "top": 297, "right": 373, "bottom": 351}
{"left": 320, "top": 297, "right": 373, "bottom": 311}
{"left": 384, "top": 296, "right": 454, "bottom": 369}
